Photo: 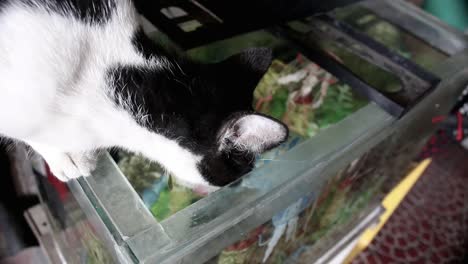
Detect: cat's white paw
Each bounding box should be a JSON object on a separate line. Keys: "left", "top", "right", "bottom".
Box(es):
{"left": 47, "top": 152, "right": 97, "bottom": 181}
{"left": 28, "top": 143, "right": 97, "bottom": 181}
{"left": 46, "top": 153, "right": 83, "bottom": 181}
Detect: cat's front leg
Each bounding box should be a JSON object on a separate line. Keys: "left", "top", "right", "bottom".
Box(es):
{"left": 28, "top": 143, "right": 97, "bottom": 181}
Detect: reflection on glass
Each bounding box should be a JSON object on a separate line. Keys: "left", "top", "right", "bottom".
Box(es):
{"left": 117, "top": 153, "right": 205, "bottom": 221}
{"left": 285, "top": 20, "right": 426, "bottom": 108}
{"left": 188, "top": 31, "right": 294, "bottom": 63}
{"left": 116, "top": 31, "right": 367, "bottom": 221}
{"left": 36, "top": 177, "right": 115, "bottom": 263}
{"left": 320, "top": 39, "right": 403, "bottom": 94}
{"left": 332, "top": 6, "right": 448, "bottom": 71}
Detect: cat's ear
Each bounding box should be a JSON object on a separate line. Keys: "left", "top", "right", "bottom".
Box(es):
{"left": 218, "top": 113, "right": 288, "bottom": 153}
{"left": 215, "top": 48, "right": 273, "bottom": 93}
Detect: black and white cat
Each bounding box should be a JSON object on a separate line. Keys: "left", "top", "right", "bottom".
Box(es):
{"left": 0, "top": 0, "right": 288, "bottom": 191}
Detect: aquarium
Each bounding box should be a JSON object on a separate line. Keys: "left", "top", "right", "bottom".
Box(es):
{"left": 116, "top": 30, "right": 367, "bottom": 221}
{"left": 331, "top": 6, "right": 449, "bottom": 71}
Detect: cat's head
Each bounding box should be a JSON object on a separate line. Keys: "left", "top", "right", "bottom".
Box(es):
{"left": 133, "top": 47, "right": 288, "bottom": 190}
{"left": 186, "top": 48, "right": 288, "bottom": 189}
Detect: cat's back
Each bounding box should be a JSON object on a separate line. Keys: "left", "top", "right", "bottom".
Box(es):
{"left": 0, "top": 0, "right": 146, "bottom": 139}
{"left": 0, "top": 0, "right": 119, "bottom": 23}
{"left": 0, "top": 0, "right": 140, "bottom": 69}
{"left": 0, "top": 0, "right": 144, "bottom": 99}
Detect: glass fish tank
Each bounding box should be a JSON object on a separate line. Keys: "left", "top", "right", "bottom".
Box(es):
{"left": 116, "top": 30, "right": 368, "bottom": 221}
{"left": 33, "top": 1, "right": 468, "bottom": 263}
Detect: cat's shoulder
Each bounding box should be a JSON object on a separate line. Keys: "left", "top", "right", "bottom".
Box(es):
{"left": 1, "top": 0, "right": 121, "bottom": 23}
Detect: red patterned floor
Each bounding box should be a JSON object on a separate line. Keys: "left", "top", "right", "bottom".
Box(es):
{"left": 352, "top": 143, "right": 468, "bottom": 263}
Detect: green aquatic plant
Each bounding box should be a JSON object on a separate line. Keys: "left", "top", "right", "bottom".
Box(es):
{"left": 118, "top": 153, "right": 163, "bottom": 193}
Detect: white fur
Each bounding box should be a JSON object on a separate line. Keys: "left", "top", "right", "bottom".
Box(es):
{"left": 220, "top": 115, "right": 287, "bottom": 153}
{"left": 0, "top": 0, "right": 211, "bottom": 187}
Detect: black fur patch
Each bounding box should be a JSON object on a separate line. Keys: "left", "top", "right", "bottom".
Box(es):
{"left": 198, "top": 149, "right": 256, "bottom": 186}
{"left": 132, "top": 29, "right": 164, "bottom": 60}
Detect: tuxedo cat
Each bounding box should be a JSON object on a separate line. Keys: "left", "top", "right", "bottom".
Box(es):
{"left": 0, "top": 0, "right": 288, "bottom": 191}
